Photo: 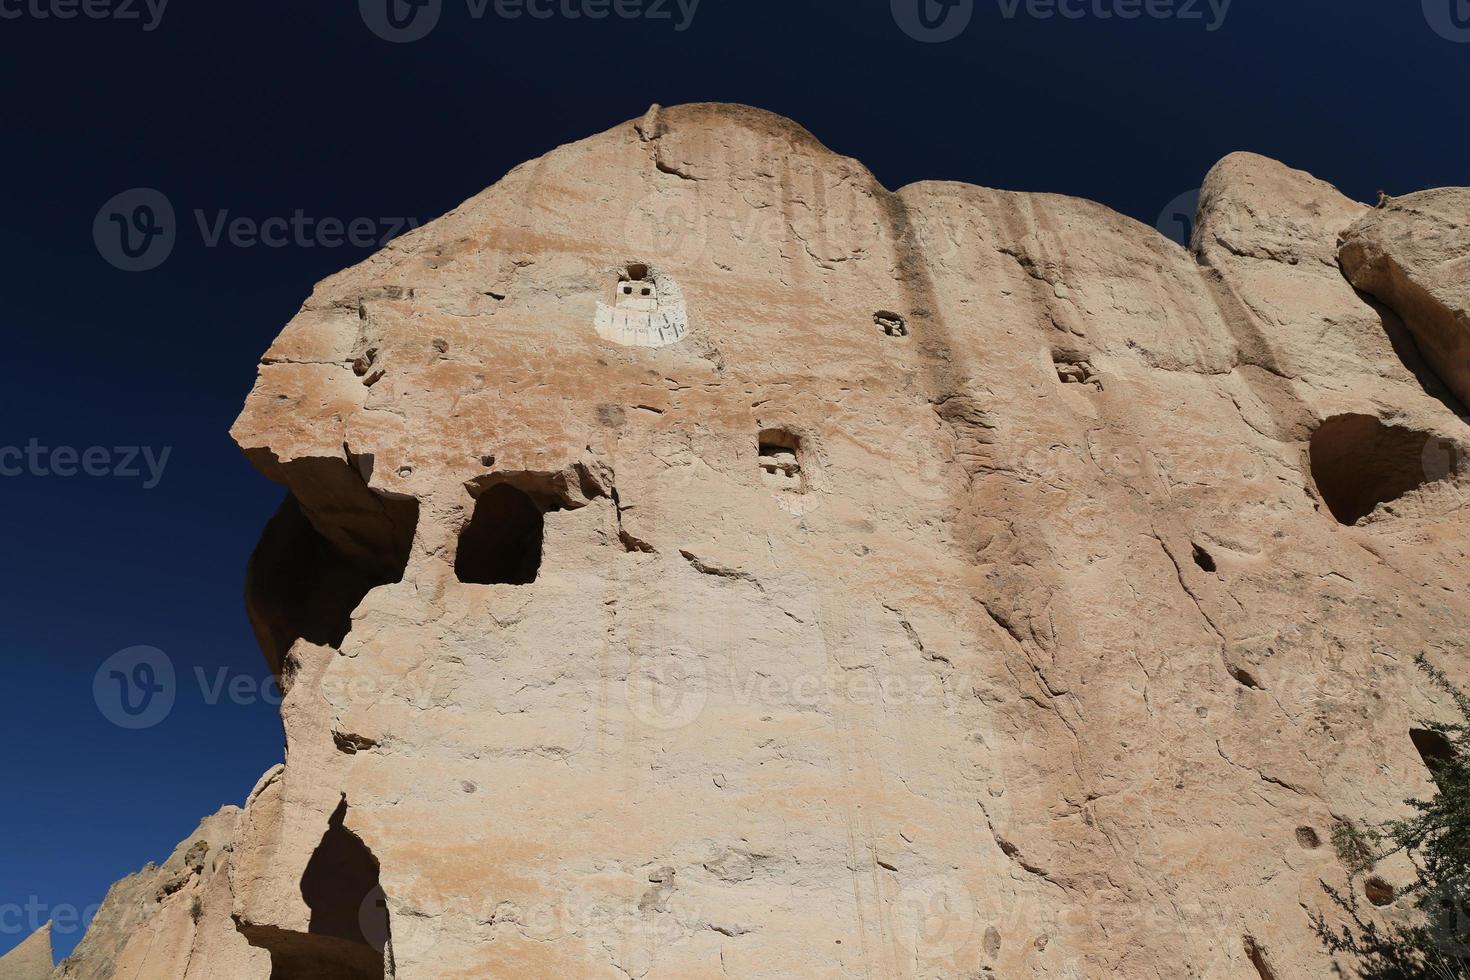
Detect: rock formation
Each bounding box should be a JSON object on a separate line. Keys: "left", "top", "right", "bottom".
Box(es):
{"left": 41, "top": 104, "right": 1470, "bottom": 978}
{"left": 0, "top": 923, "right": 52, "bottom": 980}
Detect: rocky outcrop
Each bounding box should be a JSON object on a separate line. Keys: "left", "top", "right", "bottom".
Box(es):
{"left": 53, "top": 807, "right": 266, "bottom": 980}
{"left": 1340, "top": 187, "right": 1470, "bottom": 409}
{"left": 44, "top": 105, "right": 1470, "bottom": 979}
{"left": 0, "top": 924, "right": 52, "bottom": 980}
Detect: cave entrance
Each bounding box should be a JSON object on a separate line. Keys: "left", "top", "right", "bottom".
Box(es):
{"left": 455, "top": 482, "right": 547, "bottom": 585}
{"left": 1308, "top": 414, "right": 1456, "bottom": 525}
{"left": 1411, "top": 727, "right": 1456, "bottom": 787}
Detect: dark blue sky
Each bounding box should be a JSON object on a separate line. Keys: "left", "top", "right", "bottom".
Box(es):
{"left": 0, "top": 0, "right": 1464, "bottom": 962}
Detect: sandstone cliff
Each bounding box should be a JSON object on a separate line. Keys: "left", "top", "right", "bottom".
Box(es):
{"left": 49, "top": 104, "right": 1470, "bottom": 979}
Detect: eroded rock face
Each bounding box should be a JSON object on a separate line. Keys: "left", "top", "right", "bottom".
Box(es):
{"left": 52, "top": 806, "right": 265, "bottom": 980}
{"left": 1340, "top": 187, "right": 1470, "bottom": 409}
{"left": 53, "top": 105, "right": 1470, "bottom": 979}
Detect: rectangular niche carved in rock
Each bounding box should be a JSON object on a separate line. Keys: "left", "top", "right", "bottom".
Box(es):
{"left": 758, "top": 429, "right": 804, "bottom": 492}
{"left": 1052, "top": 350, "right": 1101, "bottom": 389}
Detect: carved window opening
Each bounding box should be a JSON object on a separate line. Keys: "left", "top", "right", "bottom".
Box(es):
{"left": 455, "top": 483, "right": 547, "bottom": 586}
{"left": 1053, "top": 350, "right": 1100, "bottom": 388}
{"left": 759, "top": 429, "right": 805, "bottom": 493}
{"left": 875, "top": 311, "right": 908, "bottom": 337}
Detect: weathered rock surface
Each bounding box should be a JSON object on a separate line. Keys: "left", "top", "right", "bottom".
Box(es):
{"left": 0, "top": 923, "right": 52, "bottom": 980}
{"left": 1340, "top": 188, "right": 1470, "bottom": 409}
{"left": 46, "top": 105, "right": 1470, "bottom": 979}
{"left": 52, "top": 807, "right": 266, "bottom": 980}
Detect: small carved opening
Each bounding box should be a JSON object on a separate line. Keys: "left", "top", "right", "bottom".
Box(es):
{"left": 759, "top": 429, "right": 804, "bottom": 493}
{"left": 1364, "top": 876, "right": 1396, "bottom": 907}
{"left": 1295, "top": 826, "right": 1321, "bottom": 849}
{"left": 1192, "top": 543, "right": 1217, "bottom": 572}
{"left": 1411, "top": 727, "right": 1455, "bottom": 783}
{"left": 875, "top": 311, "right": 908, "bottom": 338}
{"left": 455, "top": 483, "right": 547, "bottom": 585}
{"left": 1309, "top": 414, "right": 1457, "bottom": 525}
{"left": 625, "top": 263, "right": 650, "bottom": 282}
{"left": 1243, "top": 935, "right": 1278, "bottom": 980}
{"left": 1052, "top": 350, "right": 1100, "bottom": 388}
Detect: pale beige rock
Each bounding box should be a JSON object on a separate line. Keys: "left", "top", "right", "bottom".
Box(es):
{"left": 1340, "top": 187, "right": 1470, "bottom": 408}
{"left": 56, "top": 105, "right": 1470, "bottom": 979}
{"left": 53, "top": 807, "right": 266, "bottom": 980}
{"left": 0, "top": 924, "right": 52, "bottom": 980}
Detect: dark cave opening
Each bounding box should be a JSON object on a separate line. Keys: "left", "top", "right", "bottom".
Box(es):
{"left": 455, "top": 482, "right": 547, "bottom": 585}
{"left": 1308, "top": 414, "right": 1455, "bottom": 525}
{"left": 1411, "top": 727, "right": 1456, "bottom": 785}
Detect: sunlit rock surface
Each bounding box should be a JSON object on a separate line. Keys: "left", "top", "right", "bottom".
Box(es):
{"left": 55, "top": 105, "right": 1470, "bottom": 979}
